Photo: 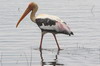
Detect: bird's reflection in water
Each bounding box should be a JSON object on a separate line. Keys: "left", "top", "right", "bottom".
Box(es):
{"left": 39, "top": 49, "right": 64, "bottom": 66}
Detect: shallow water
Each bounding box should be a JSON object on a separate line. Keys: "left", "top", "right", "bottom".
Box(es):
{"left": 0, "top": 0, "right": 100, "bottom": 66}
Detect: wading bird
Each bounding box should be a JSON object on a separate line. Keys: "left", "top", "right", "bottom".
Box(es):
{"left": 16, "top": 2, "right": 74, "bottom": 50}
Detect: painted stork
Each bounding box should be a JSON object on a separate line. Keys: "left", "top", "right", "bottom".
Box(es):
{"left": 16, "top": 2, "right": 74, "bottom": 50}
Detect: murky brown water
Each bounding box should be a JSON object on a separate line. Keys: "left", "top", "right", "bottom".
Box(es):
{"left": 0, "top": 0, "right": 100, "bottom": 66}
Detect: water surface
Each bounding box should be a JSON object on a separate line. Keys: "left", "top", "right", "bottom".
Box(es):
{"left": 0, "top": 0, "right": 100, "bottom": 66}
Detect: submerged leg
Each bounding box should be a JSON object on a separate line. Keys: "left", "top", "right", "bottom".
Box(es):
{"left": 39, "top": 32, "right": 45, "bottom": 50}
{"left": 52, "top": 34, "right": 61, "bottom": 50}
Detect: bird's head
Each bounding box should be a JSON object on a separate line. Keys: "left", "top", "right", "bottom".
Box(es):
{"left": 16, "top": 2, "right": 38, "bottom": 28}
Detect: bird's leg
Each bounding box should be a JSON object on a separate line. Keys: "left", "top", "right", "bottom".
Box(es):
{"left": 52, "top": 34, "right": 61, "bottom": 50}
{"left": 39, "top": 32, "right": 45, "bottom": 50}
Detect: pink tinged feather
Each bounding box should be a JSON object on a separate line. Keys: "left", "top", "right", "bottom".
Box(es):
{"left": 56, "top": 22, "right": 71, "bottom": 33}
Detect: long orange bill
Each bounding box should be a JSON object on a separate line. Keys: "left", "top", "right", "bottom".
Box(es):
{"left": 16, "top": 5, "right": 32, "bottom": 28}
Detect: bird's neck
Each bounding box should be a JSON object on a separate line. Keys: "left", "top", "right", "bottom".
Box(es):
{"left": 30, "top": 7, "right": 38, "bottom": 22}
{"left": 30, "top": 11, "right": 36, "bottom": 22}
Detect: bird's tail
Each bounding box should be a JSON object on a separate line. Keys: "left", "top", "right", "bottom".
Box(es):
{"left": 69, "top": 31, "right": 74, "bottom": 36}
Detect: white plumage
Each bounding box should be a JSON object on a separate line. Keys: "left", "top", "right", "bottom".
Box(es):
{"left": 36, "top": 14, "right": 63, "bottom": 22}
{"left": 36, "top": 14, "right": 72, "bottom": 34}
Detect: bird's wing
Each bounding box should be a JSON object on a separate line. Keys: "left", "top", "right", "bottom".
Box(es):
{"left": 36, "top": 18, "right": 71, "bottom": 34}
{"left": 36, "top": 18, "right": 58, "bottom": 31}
